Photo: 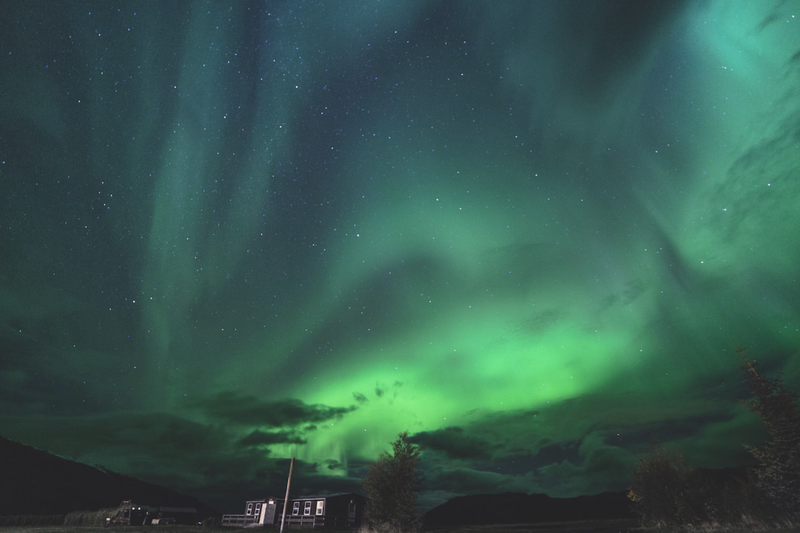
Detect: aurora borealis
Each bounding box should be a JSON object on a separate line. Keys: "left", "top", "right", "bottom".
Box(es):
{"left": 2, "top": 0, "right": 800, "bottom": 514}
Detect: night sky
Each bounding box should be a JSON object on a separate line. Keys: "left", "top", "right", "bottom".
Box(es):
{"left": 2, "top": 0, "right": 800, "bottom": 514}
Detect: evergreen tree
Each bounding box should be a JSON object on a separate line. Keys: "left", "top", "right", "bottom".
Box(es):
{"left": 740, "top": 352, "right": 800, "bottom": 520}
{"left": 362, "top": 431, "right": 423, "bottom": 533}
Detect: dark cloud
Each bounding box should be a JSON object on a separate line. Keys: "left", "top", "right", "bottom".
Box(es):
{"left": 372, "top": 381, "right": 403, "bottom": 402}
{"left": 536, "top": 445, "right": 635, "bottom": 497}
{"left": 672, "top": 408, "right": 765, "bottom": 469}
{"left": 404, "top": 390, "right": 753, "bottom": 497}
{"left": 422, "top": 465, "right": 533, "bottom": 495}
{"left": 352, "top": 392, "right": 369, "bottom": 404}
{"left": 470, "top": 390, "right": 738, "bottom": 449}
{"left": 187, "top": 392, "right": 357, "bottom": 427}
{"left": 325, "top": 459, "right": 344, "bottom": 471}
{"left": 411, "top": 427, "right": 492, "bottom": 461}
{"left": 239, "top": 430, "right": 306, "bottom": 447}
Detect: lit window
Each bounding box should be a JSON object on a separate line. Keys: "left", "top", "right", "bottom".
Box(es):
{"left": 316, "top": 501, "right": 324, "bottom": 515}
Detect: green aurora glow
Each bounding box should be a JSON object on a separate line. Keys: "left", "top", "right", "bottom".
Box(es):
{"left": 1, "top": 0, "right": 799, "bottom": 513}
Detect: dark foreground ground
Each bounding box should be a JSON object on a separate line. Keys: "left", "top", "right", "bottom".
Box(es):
{"left": 427, "top": 518, "right": 639, "bottom": 533}
{"left": 1, "top": 522, "right": 800, "bottom": 533}
{"left": 428, "top": 520, "right": 800, "bottom": 533}
{"left": 0, "top": 521, "right": 622, "bottom": 533}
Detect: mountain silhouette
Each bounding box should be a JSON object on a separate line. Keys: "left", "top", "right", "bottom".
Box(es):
{"left": 0, "top": 435, "right": 216, "bottom": 519}
{"left": 423, "top": 491, "right": 633, "bottom": 526}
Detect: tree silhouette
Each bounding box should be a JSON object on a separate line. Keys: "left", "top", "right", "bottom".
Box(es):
{"left": 740, "top": 349, "right": 800, "bottom": 520}
{"left": 628, "top": 443, "right": 697, "bottom": 527}
{"left": 362, "top": 431, "right": 423, "bottom": 533}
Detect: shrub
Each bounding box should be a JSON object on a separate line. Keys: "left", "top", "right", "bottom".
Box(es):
{"left": 629, "top": 444, "right": 699, "bottom": 528}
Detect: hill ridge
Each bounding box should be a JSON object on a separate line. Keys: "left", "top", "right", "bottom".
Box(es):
{"left": 0, "top": 435, "right": 217, "bottom": 518}
{"left": 423, "top": 490, "right": 632, "bottom": 526}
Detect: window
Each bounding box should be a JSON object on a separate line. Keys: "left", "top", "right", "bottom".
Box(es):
{"left": 304, "top": 501, "right": 312, "bottom": 516}
{"left": 292, "top": 502, "right": 300, "bottom": 516}
{"left": 316, "top": 500, "right": 324, "bottom": 515}
{"left": 255, "top": 503, "right": 261, "bottom": 516}
{"left": 246, "top": 503, "right": 253, "bottom": 516}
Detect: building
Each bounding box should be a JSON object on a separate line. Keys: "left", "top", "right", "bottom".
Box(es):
{"left": 222, "top": 493, "right": 365, "bottom": 528}
{"left": 221, "top": 498, "right": 282, "bottom": 527}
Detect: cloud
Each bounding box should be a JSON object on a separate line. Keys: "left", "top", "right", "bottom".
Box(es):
{"left": 187, "top": 392, "right": 357, "bottom": 427}
{"left": 536, "top": 445, "right": 635, "bottom": 497}
{"left": 462, "top": 389, "right": 738, "bottom": 457}
{"left": 239, "top": 429, "right": 307, "bottom": 447}
{"left": 672, "top": 406, "right": 765, "bottom": 469}
{"left": 400, "top": 388, "right": 754, "bottom": 498}
{"left": 411, "top": 426, "right": 492, "bottom": 461}
{"left": 325, "top": 459, "right": 344, "bottom": 471}
{"left": 422, "top": 464, "right": 536, "bottom": 495}
{"left": 352, "top": 392, "right": 369, "bottom": 404}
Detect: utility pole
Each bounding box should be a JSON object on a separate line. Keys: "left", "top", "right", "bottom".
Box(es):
{"left": 279, "top": 457, "right": 295, "bottom": 533}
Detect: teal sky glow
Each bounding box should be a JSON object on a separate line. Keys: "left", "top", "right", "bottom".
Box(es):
{"left": 1, "top": 0, "right": 799, "bottom": 513}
